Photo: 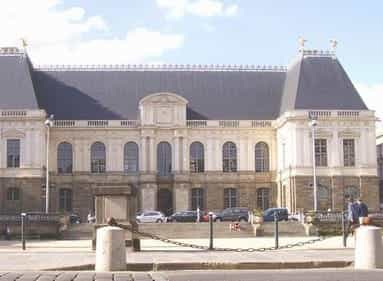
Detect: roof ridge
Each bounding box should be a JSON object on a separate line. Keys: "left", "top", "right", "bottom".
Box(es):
{"left": 33, "top": 64, "right": 287, "bottom": 72}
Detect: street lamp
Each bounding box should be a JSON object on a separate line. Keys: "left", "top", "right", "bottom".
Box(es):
{"left": 44, "top": 114, "right": 54, "bottom": 213}
{"left": 309, "top": 118, "right": 318, "bottom": 212}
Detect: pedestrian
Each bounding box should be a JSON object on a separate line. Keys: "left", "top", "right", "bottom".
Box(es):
{"left": 5, "top": 224, "right": 11, "bottom": 240}
{"left": 356, "top": 198, "right": 369, "bottom": 225}
{"left": 346, "top": 197, "right": 359, "bottom": 236}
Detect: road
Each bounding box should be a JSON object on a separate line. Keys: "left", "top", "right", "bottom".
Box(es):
{"left": 1, "top": 270, "right": 383, "bottom": 281}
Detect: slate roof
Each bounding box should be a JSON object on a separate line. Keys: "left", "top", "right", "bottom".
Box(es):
{"left": 0, "top": 50, "right": 369, "bottom": 120}
{"left": 0, "top": 54, "right": 39, "bottom": 109}
{"left": 280, "top": 55, "right": 368, "bottom": 114}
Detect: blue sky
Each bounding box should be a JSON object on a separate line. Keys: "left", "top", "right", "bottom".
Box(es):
{"left": 1, "top": 0, "right": 382, "bottom": 121}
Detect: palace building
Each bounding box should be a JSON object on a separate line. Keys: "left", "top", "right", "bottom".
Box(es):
{"left": 0, "top": 46, "right": 379, "bottom": 220}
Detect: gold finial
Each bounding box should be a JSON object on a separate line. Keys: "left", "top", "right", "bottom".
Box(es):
{"left": 330, "top": 39, "right": 338, "bottom": 52}
{"left": 298, "top": 37, "right": 307, "bottom": 51}
{"left": 20, "top": 38, "right": 28, "bottom": 49}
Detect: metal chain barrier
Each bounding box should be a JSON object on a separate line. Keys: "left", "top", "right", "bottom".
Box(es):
{"left": 107, "top": 218, "right": 330, "bottom": 252}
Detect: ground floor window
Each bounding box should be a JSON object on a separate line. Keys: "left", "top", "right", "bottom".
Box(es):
{"left": 318, "top": 185, "right": 330, "bottom": 210}
{"left": 59, "top": 188, "right": 72, "bottom": 212}
{"left": 224, "top": 188, "right": 237, "bottom": 208}
{"left": 7, "top": 187, "right": 20, "bottom": 201}
{"left": 257, "top": 188, "right": 270, "bottom": 210}
{"left": 191, "top": 188, "right": 204, "bottom": 210}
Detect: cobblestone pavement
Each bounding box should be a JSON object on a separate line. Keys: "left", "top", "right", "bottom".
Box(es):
{"left": 1, "top": 270, "right": 383, "bottom": 281}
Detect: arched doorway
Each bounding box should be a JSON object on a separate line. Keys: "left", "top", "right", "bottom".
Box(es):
{"left": 158, "top": 188, "right": 173, "bottom": 216}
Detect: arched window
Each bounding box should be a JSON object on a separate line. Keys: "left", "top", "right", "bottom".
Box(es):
{"left": 59, "top": 188, "right": 72, "bottom": 212}
{"left": 257, "top": 188, "right": 270, "bottom": 210}
{"left": 224, "top": 188, "right": 237, "bottom": 208}
{"left": 157, "top": 142, "right": 172, "bottom": 176}
{"left": 318, "top": 185, "right": 330, "bottom": 210}
{"left": 7, "top": 187, "right": 20, "bottom": 201}
{"left": 190, "top": 142, "right": 204, "bottom": 173}
{"left": 344, "top": 186, "right": 360, "bottom": 201}
{"left": 57, "top": 142, "right": 73, "bottom": 174}
{"left": 91, "top": 142, "right": 106, "bottom": 173}
{"left": 124, "top": 142, "right": 139, "bottom": 173}
{"left": 255, "top": 142, "right": 269, "bottom": 172}
{"left": 223, "top": 142, "right": 237, "bottom": 172}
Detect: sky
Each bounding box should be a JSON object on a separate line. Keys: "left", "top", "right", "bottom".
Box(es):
{"left": 1, "top": 0, "right": 382, "bottom": 125}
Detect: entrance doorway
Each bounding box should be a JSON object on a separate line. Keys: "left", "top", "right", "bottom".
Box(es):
{"left": 158, "top": 189, "right": 173, "bottom": 216}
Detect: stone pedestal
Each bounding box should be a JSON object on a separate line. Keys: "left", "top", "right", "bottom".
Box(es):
{"left": 355, "top": 226, "right": 383, "bottom": 269}
{"left": 96, "top": 226, "right": 126, "bottom": 271}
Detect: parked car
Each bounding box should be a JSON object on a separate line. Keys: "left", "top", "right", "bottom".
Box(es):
{"left": 136, "top": 211, "right": 166, "bottom": 223}
{"left": 263, "top": 208, "right": 289, "bottom": 222}
{"left": 167, "top": 210, "right": 207, "bottom": 222}
{"left": 214, "top": 207, "right": 250, "bottom": 222}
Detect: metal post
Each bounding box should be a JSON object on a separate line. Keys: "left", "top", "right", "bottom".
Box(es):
{"left": 21, "top": 213, "right": 26, "bottom": 250}
{"left": 45, "top": 125, "right": 50, "bottom": 213}
{"left": 310, "top": 119, "right": 318, "bottom": 212}
{"left": 342, "top": 211, "right": 347, "bottom": 248}
{"left": 209, "top": 213, "right": 213, "bottom": 250}
{"left": 45, "top": 115, "right": 53, "bottom": 214}
{"left": 274, "top": 212, "right": 279, "bottom": 249}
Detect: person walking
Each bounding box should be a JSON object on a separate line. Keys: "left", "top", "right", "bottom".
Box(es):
{"left": 356, "top": 198, "right": 369, "bottom": 225}
{"left": 346, "top": 197, "right": 359, "bottom": 235}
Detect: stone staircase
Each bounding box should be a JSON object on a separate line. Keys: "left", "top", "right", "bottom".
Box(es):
{"left": 60, "top": 223, "right": 94, "bottom": 240}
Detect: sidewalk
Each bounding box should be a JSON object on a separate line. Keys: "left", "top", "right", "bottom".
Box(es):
{"left": 0, "top": 236, "right": 356, "bottom": 271}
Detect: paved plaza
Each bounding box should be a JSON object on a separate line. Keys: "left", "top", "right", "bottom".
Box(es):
{"left": 0, "top": 236, "right": 357, "bottom": 271}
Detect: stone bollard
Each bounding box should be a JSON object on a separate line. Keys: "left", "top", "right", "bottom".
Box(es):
{"left": 355, "top": 226, "right": 383, "bottom": 269}
{"left": 96, "top": 226, "right": 126, "bottom": 271}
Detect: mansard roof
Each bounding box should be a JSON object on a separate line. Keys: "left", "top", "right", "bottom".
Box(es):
{"left": 0, "top": 48, "right": 369, "bottom": 120}
{"left": 0, "top": 49, "right": 39, "bottom": 109}
{"left": 280, "top": 51, "right": 368, "bottom": 114}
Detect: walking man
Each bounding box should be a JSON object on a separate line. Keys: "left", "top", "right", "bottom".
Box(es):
{"left": 356, "top": 198, "right": 369, "bottom": 225}
{"left": 347, "top": 197, "right": 358, "bottom": 235}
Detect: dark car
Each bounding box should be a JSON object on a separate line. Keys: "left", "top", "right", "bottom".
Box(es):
{"left": 214, "top": 207, "right": 250, "bottom": 222}
{"left": 262, "top": 208, "right": 289, "bottom": 222}
{"left": 167, "top": 210, "right": 206, "bottom": 222}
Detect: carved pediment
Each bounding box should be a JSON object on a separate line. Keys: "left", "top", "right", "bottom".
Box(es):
{"left": 139, "top": 92, "right": 188, "bottom": 106}
{"left": 2, "top": 129, "right": 25, "bottom": 138}
{"left": 338, "top": 130, "right": 361, "bottom": 138}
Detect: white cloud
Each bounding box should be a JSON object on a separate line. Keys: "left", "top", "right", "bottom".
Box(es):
{"left": 355, "top": 82, "right": 383, "bottom": 126}
{"left": 0, "top": 0, "right": 184, "bottom": 64}
{"left": 157, "top": 0, "right": 238, "bottom": 19}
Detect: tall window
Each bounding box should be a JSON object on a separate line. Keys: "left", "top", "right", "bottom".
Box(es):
{"left": 191, "top": 188, "right": 204, "bottom": 210}
{"left": 57, "top": 142, "right": 73, "bottom": 174}
{"left": 223, "top": 142, "right": 237, "bottom": 172}
{"left": 157, "top": 142, "right": 172, "bottom": 176}
{"left": 124, "top": 142, "right": 139, "bottom": 173}
{"left": 190, "top": 142, "right": 204, "bottom": 173}
{"left": 59, "top": 188, "right": 72, "bottom": 212}
{"left": 7, "top": 187, "right": 20, "bottom": 201}
{"left": 91, "top": 142, "right": 106, "bottom": 173}
{"left": 315, "top": 139, "right": 327, "bottom": 167}
{"left": 255, "top": 142, "right": 269, "bottom": 172}
{"left": 7, "top": 139, "right": 20, "bottom": 168}
{"left": 318, "top": 185, "right": 330, "bottom": 210}
{"left": 344, "top": 186, "right": 360, "bottom": 201}
{"left": 257, "top": 188, "right": 270, "bottom": 210}
{"left": 224, "top": 188, "right": 237, "bottom": 208}
{"left": 343, "top": 139, "right": 355, "bottom": 167}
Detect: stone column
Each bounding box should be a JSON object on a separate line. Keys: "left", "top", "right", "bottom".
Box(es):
{"left": 173, "top": 136, "right": 180, "bottom": 172}
{"left": 239, "top": 137, "right": 247, "bottom": 171}
{"left": 149, "top": 137, "right": 156, "bottom": 172}
{"left": 206, "top": 137, "right": 214, "bottom": 171}
{"left": 174, "top": 184, "right": 189, "bottom": 211}
{"left": 140, "top": 136, "right": 147, "bottom": 172}
{"left": 140, "top": 184, "right": 157, "bottom": 211}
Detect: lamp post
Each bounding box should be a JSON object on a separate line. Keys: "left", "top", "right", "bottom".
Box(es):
{"left": 44, "top": 115, "right": 54, "bottom": 213}
{"left": 309, "top": 119, "right": 318, "bottom": 212}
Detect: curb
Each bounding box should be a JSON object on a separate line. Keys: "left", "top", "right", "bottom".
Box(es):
{"left": 44, "top": 260, "right": 352, "bottom": 271}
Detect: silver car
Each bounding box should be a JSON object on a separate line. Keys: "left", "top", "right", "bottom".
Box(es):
{"left": 136, "top": 211, "right": 166, "bottom": 223}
